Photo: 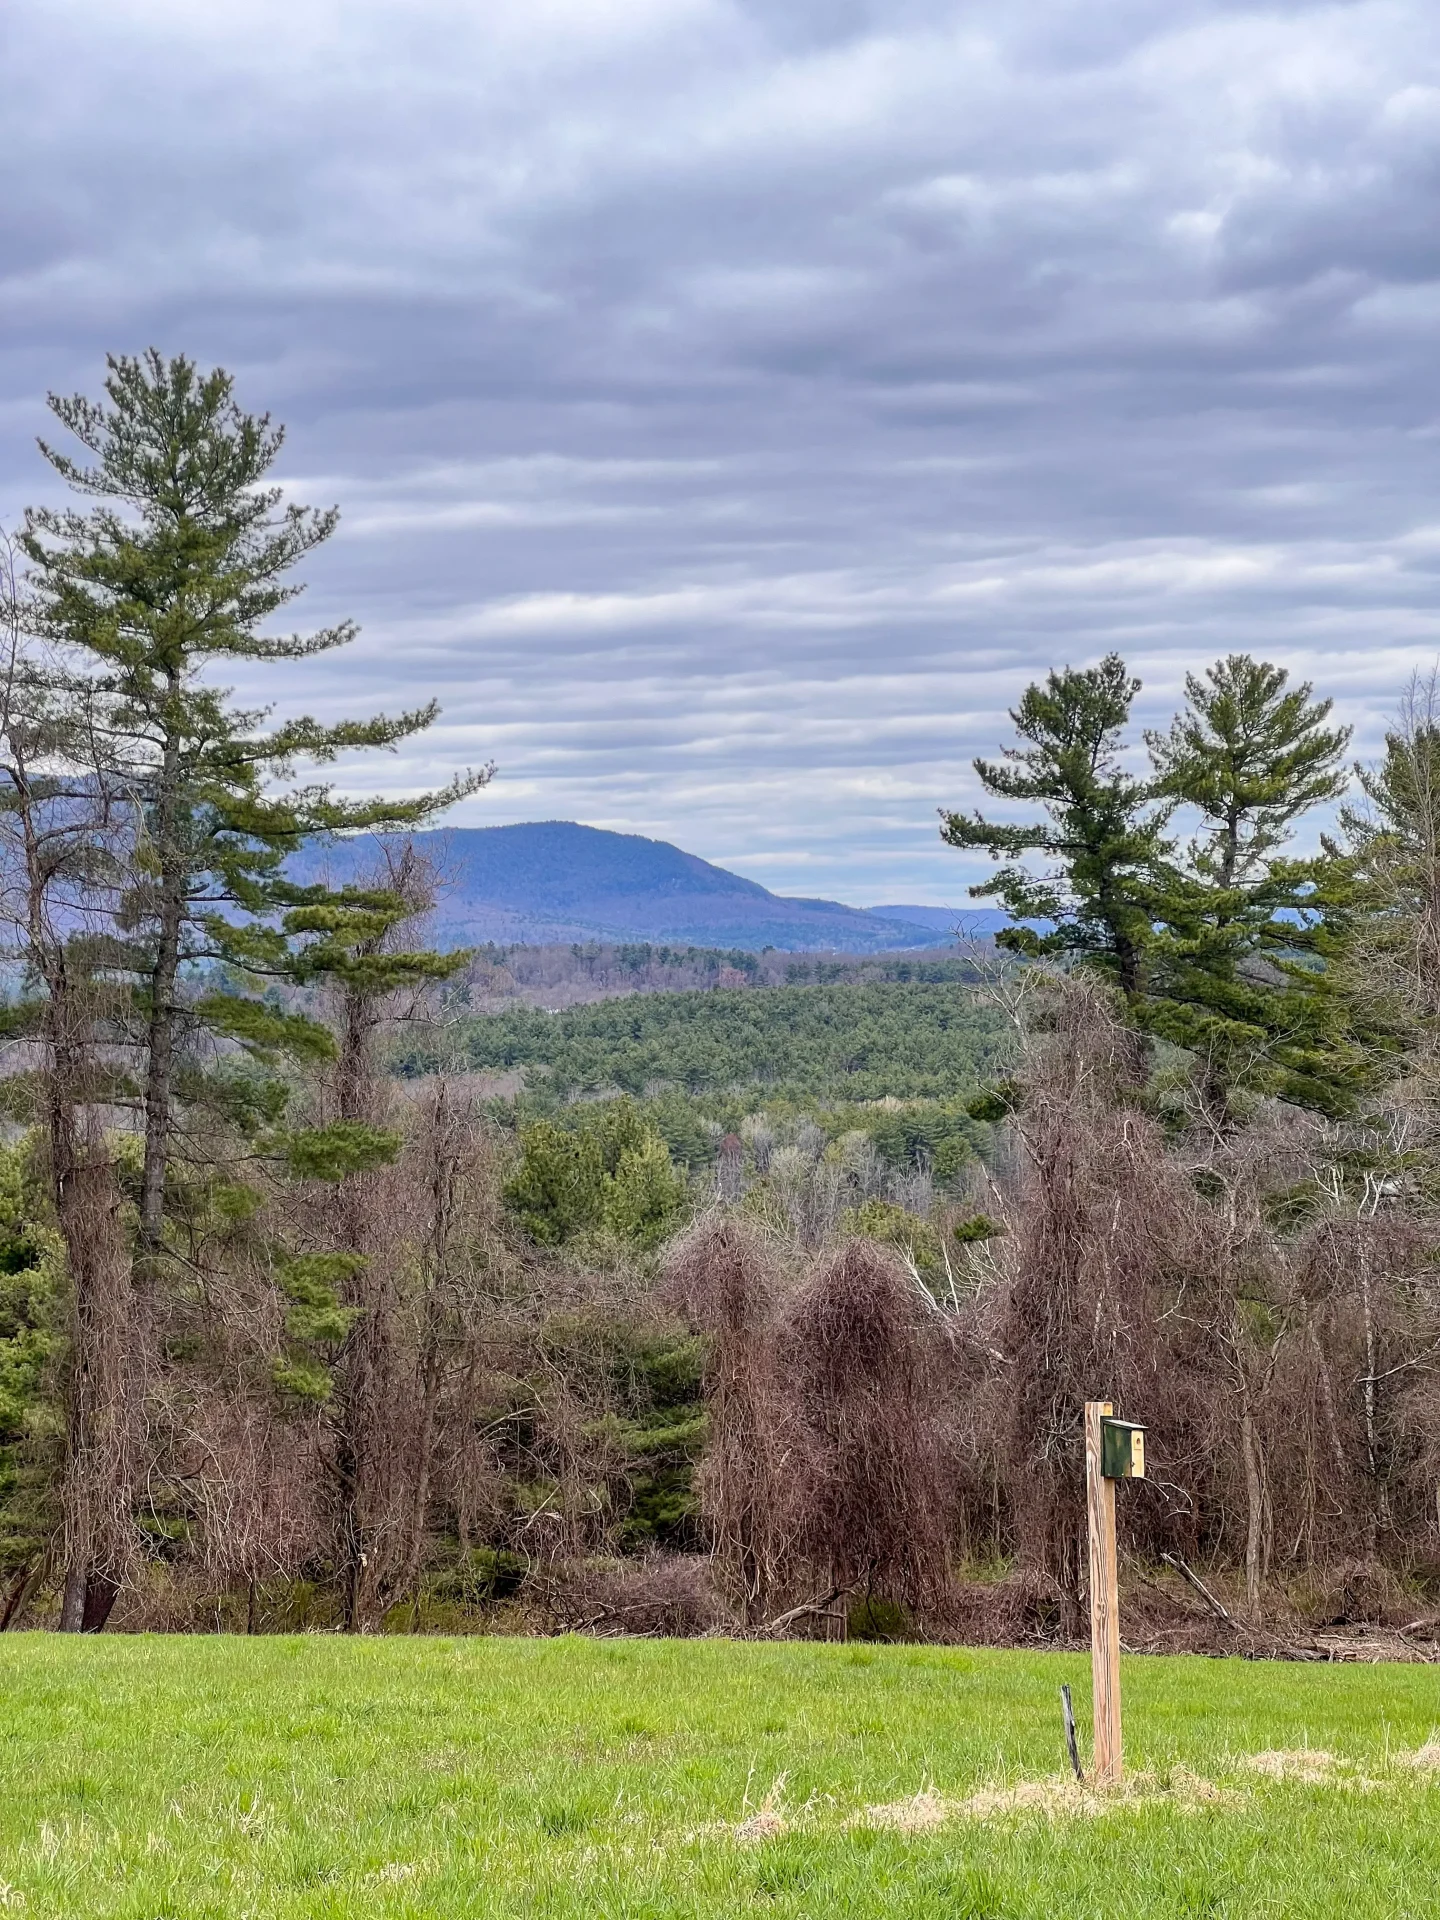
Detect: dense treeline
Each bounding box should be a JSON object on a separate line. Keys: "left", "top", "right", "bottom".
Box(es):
{"left": 4, "top": 350, "right": 1440, "bottom": 1649}
{"left": 397, "top": 977, "right": 1010, "bottom": 1104}
{"left": 450, "top": 940, "right": 978, "bottom": 1013}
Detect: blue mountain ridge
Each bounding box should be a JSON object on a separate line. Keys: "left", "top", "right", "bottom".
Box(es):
{"left": 289, "top": 821, "right": 1010, "bottom": 952}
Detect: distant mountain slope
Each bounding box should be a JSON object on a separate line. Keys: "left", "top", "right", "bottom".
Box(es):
{"left": 291, "top": 821, "right": 961, "bottom": 952}
{"left": 871, "top": 904, "right": 1013, "bottom": 935}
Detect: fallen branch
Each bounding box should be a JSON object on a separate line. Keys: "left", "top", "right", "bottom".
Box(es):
{"left": 759, "top": 1587, "right": 849, "bottom": 1637}
{"left": 1161, "top": 1552, "right": 1232, "bottom": 1622}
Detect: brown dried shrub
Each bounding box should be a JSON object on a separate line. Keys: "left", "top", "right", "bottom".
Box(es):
{"left": 1286, "top": 1203, "right": 1437, "bottom": 1568}
{"left": 663, "top": 1217, "right": 796, "bottom": 1623}
{"left": 967, "top": 976, "right": 1213, "bottom": 1618}
{"left": 1296, "top": 1556, "right": 1419, "bottom": 1630}
{"left": 946, "top": 1565, "right": 1073, "bottom": 1648}
{"left": 777, "top": 1239, "right": 955, "bottom": 1619}
{"left": 538, "top": 1552, "right": 726, "bottom": 1637}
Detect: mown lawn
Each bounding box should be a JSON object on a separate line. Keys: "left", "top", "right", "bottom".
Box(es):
{"left": 0, "top": 1634, "right": 1436, "bottom": 1917}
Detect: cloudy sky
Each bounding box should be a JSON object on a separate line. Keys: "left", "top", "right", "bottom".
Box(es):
{"left": 3, "top": 0, "right": 1439, "bottom": 904}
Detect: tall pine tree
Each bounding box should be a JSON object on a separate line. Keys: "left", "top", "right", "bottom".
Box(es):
{"left": 19, "top": 351, "right": 490, "bottom": 1265}
{"left": 14, "top": 351, "right": 488, "bottom": 1625}
{"left": 1340, "top": 679, "right": 1440, "bottom": 1133}
{"left": 940, "top": 654, "right": 1167, "bottom": 997}
{"left": 1144, "top": 655, "right": 1358, "bottom": 1122}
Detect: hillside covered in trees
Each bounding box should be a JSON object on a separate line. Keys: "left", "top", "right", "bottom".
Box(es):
{"left": 427, "top": 939, "right": 982, "bottom": 1012}
{"left": 292, "top": 819, "right": 965, "bottom": 952}
{"left": 398, "top": 975, "right": 1010, "bottom": 1105}
{"left": 5, "top": 353, "right": 1440, "bottom": 1656}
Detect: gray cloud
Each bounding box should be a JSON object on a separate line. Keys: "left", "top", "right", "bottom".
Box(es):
{"left": 3, "top": 0, "right": 1438, "bottom": 902}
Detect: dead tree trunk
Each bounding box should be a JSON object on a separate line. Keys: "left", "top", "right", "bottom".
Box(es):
{"left": 396, "top": 1085, "right": 467, "bottom": 1624}
{"left": 49, "top": 1042, "right": 134, "bottom": 1632}
{"left": 1239, "top": 1397, "right": 1265, "bottom": 1618}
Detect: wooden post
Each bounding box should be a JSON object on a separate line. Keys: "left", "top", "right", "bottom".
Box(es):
{"left": 1085, "top": 1399, "right": 1122, "bottom": 1786}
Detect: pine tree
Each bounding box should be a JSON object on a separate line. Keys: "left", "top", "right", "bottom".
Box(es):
{"left": 1144, "top": 655, "right": 1359, "bottom": 1121}
{"left": 1149, "top": 655, "right": 1350, "bottom": 890}
{"left": 940, "top": 653, "right": 1167, "bottom": 997}
{"left": 504, "top": 1099, "right": 688, "bottom": 1251}
{"left": 18, "top": 351, "right": 490, "bottom": 1266}
{"left": 1343, "top": 685, "right": 1440, "bottom": 950}
{"left": 277, "top": 845, "right": 470, "bottom": 1631}
{"left": 14, "top": 352, "right": 488, "bottom": 1626}
{"left": 1340, "top": 678, "right": 1440, "bottom": 1134}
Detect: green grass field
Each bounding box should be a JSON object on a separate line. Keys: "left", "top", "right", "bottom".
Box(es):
{"left": 1, "top": 1636, "right": 1436, "bottom": 1918}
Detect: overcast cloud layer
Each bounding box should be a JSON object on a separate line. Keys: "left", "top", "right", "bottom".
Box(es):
{"left": 3, "top": 0, "right": 1439, "bottom": 903}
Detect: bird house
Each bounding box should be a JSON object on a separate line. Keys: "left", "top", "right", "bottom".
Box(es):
{"left": 1100, "top": 1417, "right": 1146, "bottom": 1480}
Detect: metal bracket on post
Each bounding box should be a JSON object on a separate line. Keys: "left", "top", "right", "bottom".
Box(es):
{"left": 1060, "top": 1682, "right": 1083, "bottom": 1782}
{"left": 1085, "top": 1399, "right": 1122, "bottom": 1786}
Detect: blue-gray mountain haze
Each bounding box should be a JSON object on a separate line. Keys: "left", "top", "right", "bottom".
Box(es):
{"left": 296, "top": 821, "right": 1002, "bottom": 951}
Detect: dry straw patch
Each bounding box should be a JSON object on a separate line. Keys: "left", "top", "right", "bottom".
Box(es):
{"left": 1238, "top": 1750, "right": 1391, "bottom": 1792}
{"left": 1242, "top": 1750, "right": 1339, "bottom": 1784}
{"left": 714, "top": 1750, "right": 1411, "bottom": 1850}
{"left": 861, "top": 1788, "right": 952, "bottom": 1833}
{"left": 701, "top": 1771, "right": 795, "bottom": 1843}
{"left": 732, "top": 1810, "right": 788, "bottom": 1842}
{"left": 860, "top": 1769, "right": 1233, "bottom": 1830}
{"left": 363, "top": 1861, "right": 439, "bottom": 1886}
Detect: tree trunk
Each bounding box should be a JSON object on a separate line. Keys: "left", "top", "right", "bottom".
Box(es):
{"left": 55, "top": 1143, "right": 135, "bottom": 1633}
{"left": 80, "top": 1573, "right": 120, "bottom": 1633}
{"left": 333, "top": 1435, "right": 366, "bottom": 1629}
{"left": 401, "top": 1379, "right": 438, "bottom": 1631}
{"left": 398, "top": 1087, "right": 461, "bottom": 1625}
{"left": 139, "top": 712, "right": 184, "bottom": 1262}
{"left": 330, "top": 974, "right": 390, "bottom": 1632}
{"left": 138, "top": 884, "right": 183, "bottom": 1259}
{"left": 1240, "top": 1401, "right": 1265, "bottom": 1618}
{"left": 5, "top": 756, "right": 136, "bottom": 1631}
{"left": 321, "top": 851, "right": 436, "bottom": 1632}
{"left": 824, "top": 1561, "right": 848, "bottom": 1641}
{"left": 59, "top": 1563, "right": 85, "bottom": 1634}
{"left": 1358, "top": 1236, "right": 1385, "bottom": 1556}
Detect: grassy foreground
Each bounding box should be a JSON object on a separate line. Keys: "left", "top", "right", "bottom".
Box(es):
{"left": 0, "top": 1636, "right": 1437, "bottom": 1918}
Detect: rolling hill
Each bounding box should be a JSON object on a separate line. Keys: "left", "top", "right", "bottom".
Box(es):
{"left": 291, "top": 821, "right": 1002, "bottom": 952}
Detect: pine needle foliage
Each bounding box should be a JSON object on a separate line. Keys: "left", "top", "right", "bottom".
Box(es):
{"left": 16, "top": 350, "right": 491, "bottom": 1256}
{"left": 940, "top": 653, "right": 1168, "bottom": 996}
{"left": 1143, "top": 656, "right": 1363, "bottom": 1121}
{"left": 945, "top": 649, "right": 1369, "bottom": 1119}
{"left": 505, "top": 1101, "right": 688, "bottom": 1250}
